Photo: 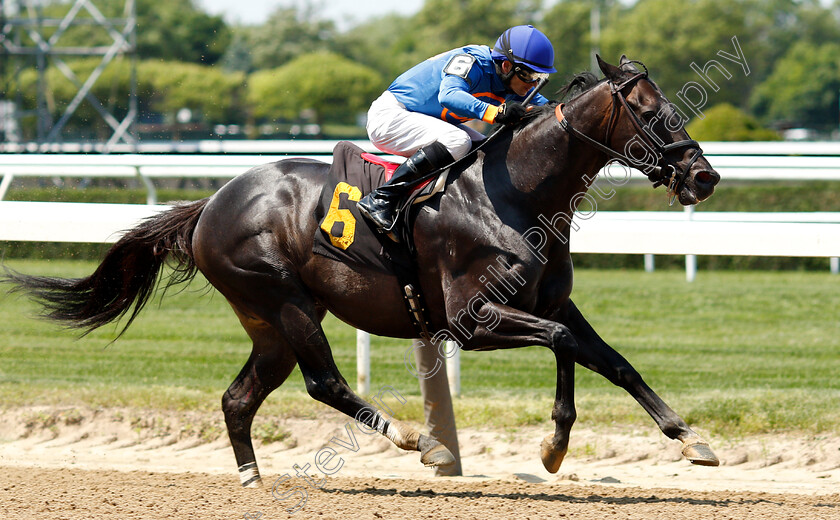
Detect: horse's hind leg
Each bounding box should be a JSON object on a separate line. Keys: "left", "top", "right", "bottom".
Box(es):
{"left": 276, "top": 288, "right": 455, "bottom": 470}
{"left": 223, "top": 313, "right": 300, "bottom": 488}
{"left": 565, "top": 300, "right": 720, "bottom": 466}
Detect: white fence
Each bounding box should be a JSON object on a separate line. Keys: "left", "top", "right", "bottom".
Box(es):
{"left": 3, "top": 140, "right": 840, "bottom": 201}
{"left": 2, "top": 141, "right": 840, "bottom": 394}
{"left": 4, "top": 138, "right": 840, "bottom": 157}
{"left": 0, "top": 142, "right": 400, "bottom": 204}
{"left": 4, "top": 140, "right": 840, "bottom": 199}
{"left": 2, "top": 200, "right": 837, "bottom": 258}
{"left": 4, "top": 139, "right": 838, "bottom": 275}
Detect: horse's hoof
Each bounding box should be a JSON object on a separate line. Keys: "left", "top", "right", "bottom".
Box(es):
{"left": 239, "top": 462, "right": 263, "bottom": 488}
{"left": 682, "top": 440, "right": 720, "bottom": 467}
{"left": 242, "top": 477, "right": 264, "bottom": 489}
{"left": 421, "top": 443, "right": 456, "bottom": 467}
{"left": 540, "top": 434, "right": 566, "bottom": 473}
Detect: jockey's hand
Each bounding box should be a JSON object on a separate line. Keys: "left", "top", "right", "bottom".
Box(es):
{"left": 494, "top": 102, "right": 527, "bottom": 125}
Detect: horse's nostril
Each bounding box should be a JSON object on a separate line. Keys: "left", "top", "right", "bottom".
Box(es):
{"left": 696, "top": 169, "right": 719, "bottom": 186}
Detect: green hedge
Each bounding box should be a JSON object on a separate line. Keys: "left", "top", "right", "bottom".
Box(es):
{"left": 2, "top": 182, "right": 837, "bottom": 271}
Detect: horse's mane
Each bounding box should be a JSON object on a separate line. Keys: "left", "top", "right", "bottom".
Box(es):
{"left": 556, "top": 70, "right": 601, "bottom": 101}
{"left": 519, "top": 71, "right": 602, "bottom": 125}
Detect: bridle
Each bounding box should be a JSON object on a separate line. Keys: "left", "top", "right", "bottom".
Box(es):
{"left": 557, "top": 63, "right": 704, "bottom": 205}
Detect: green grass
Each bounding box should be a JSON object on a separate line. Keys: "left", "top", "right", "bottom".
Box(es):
{"left": 1, "top": 259, "right": 838, "bottom": 437}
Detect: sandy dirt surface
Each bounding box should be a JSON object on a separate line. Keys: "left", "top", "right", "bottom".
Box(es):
{"left": 0, "top": 406, "right": 838, "bottom": 519}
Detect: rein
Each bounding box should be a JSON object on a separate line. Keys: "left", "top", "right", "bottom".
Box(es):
{"left": 556, "top": 69, "right": 704, "bottom": 205}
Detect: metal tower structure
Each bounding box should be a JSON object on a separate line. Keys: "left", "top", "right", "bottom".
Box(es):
{"left": 0, "top": 0, "right": 137, "bottom": 151}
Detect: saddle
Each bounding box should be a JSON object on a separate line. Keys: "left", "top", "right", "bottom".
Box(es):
{"left": 359, "top": 152, "right": 451, "bottom": 205}
{"left": 313, "top": 141, "right": 450, "bottom": 273}
{"left": 313, "top": 141, "right": 451, "bottom": 338}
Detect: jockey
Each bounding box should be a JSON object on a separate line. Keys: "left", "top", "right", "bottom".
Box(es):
{"left": 358, "top": 24, "right": 557, "bottom": 241}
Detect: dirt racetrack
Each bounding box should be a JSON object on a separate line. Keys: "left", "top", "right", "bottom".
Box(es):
{"left": 3, "top": 467, "right": 839, "bottom": 520}
{"left": 1, "top": 407, "right": 838, "bottom": 519}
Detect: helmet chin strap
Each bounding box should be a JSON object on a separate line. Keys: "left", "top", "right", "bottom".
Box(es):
{"left": 494, "top": 61, "right": 516, "bottom": 92}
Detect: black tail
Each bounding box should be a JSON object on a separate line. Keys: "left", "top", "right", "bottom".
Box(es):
{"left": 2, "top": 198, "right": 209, "bottom": 338}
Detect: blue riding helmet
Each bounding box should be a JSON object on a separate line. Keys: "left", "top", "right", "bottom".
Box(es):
{"left": 491, "top": 25, "right": 557, "bottom": 75}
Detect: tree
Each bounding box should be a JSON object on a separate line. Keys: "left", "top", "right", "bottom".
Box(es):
{"left": 393, "top": 0, "right": 542, "bottom": 72}
{"left": 334, "top": 14, "right": 418, "bottom": 82}
{"left": 750, "top": 41, "right": 840, "bottom": 129}
{"left": 413, "top": 0, "right": 540, "bottom": 47}
{"left": 219, "top": 31, "right": 254, "bottom": 73}
{"left": 596, "top": 0, "right": 840, "bottom": 115}
{"left": 12, "top": 58, "right": 246, "bottom": 139}
{"left": 134, "top": 0, "right": 231, "bottom": 64}
{"left": 541, "top": 0, "right": 601, "bottom": 79}
{"left": 733, "top": 0, "right": 840, "bottom": 95}
{"left": 247, "top": 52, "right": 384, "bottom": 125}
{"left": 36, "top": 0, "right": 231, "bottom": 64}
{"left": 234, "top": 3, "right": 337, "bottom": 71}
{"left": 600, "top": 0, "right": 751, "bottom": 108}
{"left": 138, "top": 61, "right": 245, "bottom": 123}
{"left": 686, "top": 103, "right": 779, "bottom": 141}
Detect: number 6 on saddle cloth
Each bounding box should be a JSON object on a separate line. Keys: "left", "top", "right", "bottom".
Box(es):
{"left": 313, "top": 141, "right": 448, "bottom": 273}
{"left": 314, "top": 141, "right": 452, "bottom": 339}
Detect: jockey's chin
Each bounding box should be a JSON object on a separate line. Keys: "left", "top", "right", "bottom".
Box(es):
{"left": 508, "top": 76, "right": 534, "bottom": 97}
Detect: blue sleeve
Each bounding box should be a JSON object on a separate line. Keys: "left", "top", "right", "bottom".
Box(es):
{"left": 438, "top": 73, "right": 492, "bottom": 121}
{"left": 532, "top": 92, "right": 550, "bottom": 105}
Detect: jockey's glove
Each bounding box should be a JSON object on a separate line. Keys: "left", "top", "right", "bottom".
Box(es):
{"left": 493, "top": 102, "right": 527, "bottom": 125}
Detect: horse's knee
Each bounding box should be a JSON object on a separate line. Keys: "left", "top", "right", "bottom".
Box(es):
{"left": 549, "top": 325, "right": 578, "bottom": 354}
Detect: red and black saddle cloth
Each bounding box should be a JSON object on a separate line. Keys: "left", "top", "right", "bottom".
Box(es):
{"left": 313, "top": 141, "right": 433, "bottom": 274}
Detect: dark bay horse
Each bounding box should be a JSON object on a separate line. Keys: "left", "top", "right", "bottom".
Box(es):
{"left": 3, "top": 56, "right": 721, "bottom": 487}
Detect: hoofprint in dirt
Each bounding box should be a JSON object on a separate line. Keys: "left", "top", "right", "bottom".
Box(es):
{"left": 0, "top": 406, "right": 837, "bottom": 498}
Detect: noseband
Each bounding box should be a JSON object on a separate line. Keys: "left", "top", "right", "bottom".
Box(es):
{"left": 557, "top": 66, "right": 704, "bottom": 205}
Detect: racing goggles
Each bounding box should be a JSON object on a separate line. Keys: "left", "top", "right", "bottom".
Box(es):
{"left": 515, "top": 65, "right": 549, "bottom": 84}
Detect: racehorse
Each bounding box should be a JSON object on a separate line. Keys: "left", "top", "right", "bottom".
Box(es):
{"left": 3, "top": 56, "right": 721, "bottom": 488}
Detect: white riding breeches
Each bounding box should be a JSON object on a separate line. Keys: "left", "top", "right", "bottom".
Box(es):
{"left": 366, "top": 91, "right": 485, "bottom": 160}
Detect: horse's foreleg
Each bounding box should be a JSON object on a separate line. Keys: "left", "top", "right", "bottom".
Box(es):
{"left": 540, "top": 341, "right": 577, "bottom": 473}
{"left": 564, "top": 300, "right": 719, "bottom": 466}
{"left": 223, "top": 320, "right": 299, "bottom": 488}
{"left": 457, "top": 302, "right": 579, "bottom": 473}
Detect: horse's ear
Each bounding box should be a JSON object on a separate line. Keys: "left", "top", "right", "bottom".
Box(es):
{"left": 596, "top": 54, "right": 623, "bottom": 82}
{"left": 619, "top": 54, "right": 640, "bottom": 73}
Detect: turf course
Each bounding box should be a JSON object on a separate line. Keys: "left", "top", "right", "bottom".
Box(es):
{"left": 1, "top": 259, "right": 837, "bottom": 437}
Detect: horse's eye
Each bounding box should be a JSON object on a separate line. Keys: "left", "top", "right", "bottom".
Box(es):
{"left": 642, "top": 110, "right": 656, "bottom": 122}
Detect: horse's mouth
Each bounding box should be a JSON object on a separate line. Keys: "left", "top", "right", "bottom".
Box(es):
{"left": 678, "top": 188, "right": 698, "bottom": 206}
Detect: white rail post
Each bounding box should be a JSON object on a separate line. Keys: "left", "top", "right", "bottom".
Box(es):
{"left": 445, "top": 341, "right": 461, "bottom": 397}
{"left": 136, "top": 167, "right": 158, "bottom": 205}
{"left": 686, "top": 253, "right": 697, "bottom": 283}
{"left": 831, "top": 257, "right": 839, "bottom": 275}
{"left": 0, "top": 173, "right": 14, "bottom": 200}
{"left": 685, "top": 205, "right": 697, "bottom": 282}
{"left": 644, "top": 254, "right": 655, "bottom": 272}
{"left": 356, "top": 330, "right": 371, "bottom": 395}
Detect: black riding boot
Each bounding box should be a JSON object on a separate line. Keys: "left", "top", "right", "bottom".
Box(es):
{"left": 357, "top": 142, "right": 454, "bottom": 240}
